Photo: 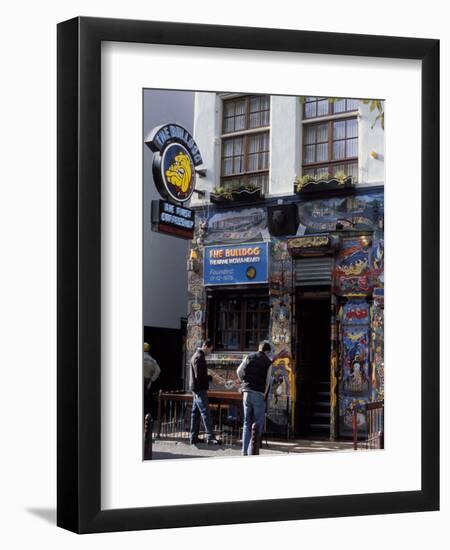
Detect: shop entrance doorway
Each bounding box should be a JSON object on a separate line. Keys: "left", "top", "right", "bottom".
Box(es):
{"left": 295, "top": 289, "right": 331, "bottom": 438}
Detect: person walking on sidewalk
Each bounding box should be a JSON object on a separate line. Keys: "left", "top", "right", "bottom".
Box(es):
{"left": 237, "top": 341, "right": 273, "bottom": 456}
{"left": 189, "top": 339, "right": 220, "bottom": 445}
{"left": 143, "top": 342, "right": 161, "bottom": 416}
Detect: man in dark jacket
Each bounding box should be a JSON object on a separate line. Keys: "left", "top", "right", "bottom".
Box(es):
{"left": 189, "top": 339, "right": 220, "bottom": 445}
{"left": 237, "top": 341, "right": 273, "bottom": 455}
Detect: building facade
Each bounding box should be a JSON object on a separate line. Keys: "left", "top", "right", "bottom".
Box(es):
{"left": 186, "top": 93, "right": 384, "bottom": 440}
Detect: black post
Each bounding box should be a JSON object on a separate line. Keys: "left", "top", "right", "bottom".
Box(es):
{"left": 144, "top": 413, "right": 153, "bottom": 460}
{"left": 250, "top": 422, "right": 259, "bottom": 455}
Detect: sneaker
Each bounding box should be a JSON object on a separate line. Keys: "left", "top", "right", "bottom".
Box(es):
{"left": 206, "top": 438, "right": 221, "bottom": 446}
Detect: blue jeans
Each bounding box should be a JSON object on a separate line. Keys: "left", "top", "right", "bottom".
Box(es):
{"left": 190, "top": 390, "right": 214, "bottom": 440}
{"left": 242, "top": 391, "right": 266, "bottom": 456}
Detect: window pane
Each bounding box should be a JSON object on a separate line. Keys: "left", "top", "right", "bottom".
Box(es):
{"left": 304, "top": 101, "right": 316, "bottom": 118}
{"left": 246, "top": 312, "right": 258, "bottom": 328}
{"left": 333, "top": 140, "right": 346, "bottom": 160}
{"left": 333, "top": 120, "right": 346, "bottom": 140}
{"left": 304, "top": 145, "right": 315, "bottom": 164}
{"left": 250, "top": 96, "right": 260, "bottom": 111}
{"left": 249, "top": 112, "right": 260, "bottom": 128}
{"left": 224, "top": 102, "right": 234, "bottom": 117}
{"left": 223, "top": 118, "right": 234, "bottom": 133}
{"left": 346, "top": 119, "right": 358, "bottom": 138}
{"left": 316, "top": 143, "right": 328, "bottom": 162}
{"left": 346, "top": 138, "right": 358, "bottom": 157}
{"left": 317, "top": 99, "right": 329, "bottom": 116}
{"left": 235, "top": 100, "right": 245, "bottom": 116}
{"left": 304, "top": 126, "right": 315, "bottom": 145}
{"left": 247, "top": 154, "right": 258, "bottom": 171}
{"left": 234, "top": 137, "right": 243, "bottom": 154}
{"left": 248, "top": 134, "right": 262, "bottom": 153}
{"left": 347, "top": 98, "right": 359, "bottom": 111}
{"left": 233, "top": 156, "right": 243, "bottom": 173}
{"left": 235, "top": 115, "right": 246, "bottom": 131}
{"left": 316, "top": 123, "right": 328, "bottom": 142}
{"left": 222, "top": 158, "right": 233, "bottom": 175}
{"left": 224, "top": 332, "right": 239, "bottom": 349}
{"left": 223, "top": 140, "right": 233, "bottom": 156}
{"left": 333, "top": 99, "right": 346, "bottom": 113}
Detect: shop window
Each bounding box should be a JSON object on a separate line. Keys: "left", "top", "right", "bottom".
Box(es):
{"left": 210, "top": 293, "right": 270, "bottom": 351}
{"left": 221, "top": 95, "right": 270, "bottom": 192}
{"left": 303, "top": 115, "right": 359, "bottom": 182}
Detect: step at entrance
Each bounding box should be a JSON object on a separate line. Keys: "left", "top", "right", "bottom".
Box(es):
{"left": 308, "top": 380, "right": 331, "bottom": 436}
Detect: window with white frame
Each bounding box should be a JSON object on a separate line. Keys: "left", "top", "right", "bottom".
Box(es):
{"left": 221, "top": 95, "right": 270, "bottom": 192}
{"left": 302, "top": 97, "right": 359, "bottom": 182}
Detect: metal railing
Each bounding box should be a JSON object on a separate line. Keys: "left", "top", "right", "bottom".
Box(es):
{"left": 154, "top": 390, "right": 243, "bottom": 447}
{"left": 352, "top": 400, "right": 384, "bottom": 450}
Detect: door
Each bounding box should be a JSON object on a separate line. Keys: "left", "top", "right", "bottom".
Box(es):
{"left": 295, "top": 289, "right": 331, "bottom": 438}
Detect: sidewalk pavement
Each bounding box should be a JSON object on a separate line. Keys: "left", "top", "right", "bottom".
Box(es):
{"left": 151, "top": 437, "right": 356, "bottom": 460}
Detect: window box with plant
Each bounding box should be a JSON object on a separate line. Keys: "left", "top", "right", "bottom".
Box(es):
{"left": 294, "top": 170, "right": 354, "bottom": 194}
{"left": 210, "top": 182, "right": 264, "bottom": 204}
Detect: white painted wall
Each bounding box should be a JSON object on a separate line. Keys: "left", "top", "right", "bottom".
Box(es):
{"left": 191, "top": 92, "right": 221, "bottom": 205}
{"left": 270, "top": 95, "right": 302, "bottom": 195}
{"left": 192, "top": 92, "right": 385, "bottom": 200}
{"left": 358, "top": 101, "right": 386, "bottom": 185}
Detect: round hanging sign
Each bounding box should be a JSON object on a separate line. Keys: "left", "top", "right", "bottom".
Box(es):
{"left": 145, "top": 124, "right": 203, "bottom": 204}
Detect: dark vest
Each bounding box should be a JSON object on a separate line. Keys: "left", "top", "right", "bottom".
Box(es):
{"left": 242, "top": 352, "right": 271, "bottom": 394}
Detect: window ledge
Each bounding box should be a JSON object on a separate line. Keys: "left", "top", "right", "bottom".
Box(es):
{"left": 301, "top": 110, "right": 360, "bottom": 124}
{"left": 220, "top": 126, "right": 270, "bottom": 139}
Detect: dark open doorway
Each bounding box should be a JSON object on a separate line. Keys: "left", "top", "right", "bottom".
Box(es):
{"left": 295, "top": 289, "right": 331, "bottom": 438}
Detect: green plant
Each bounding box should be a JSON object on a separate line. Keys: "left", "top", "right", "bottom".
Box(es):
{"left": 294, "top": 174, "right": 315, "bottom": 191}
{"left": 212, "top": 186, "right": 233, "bottom": 200}
{"left": 316, "top": 171, "right": 331, "bottom": 181}
{"left": 334, "top": 170, "right": 348, "bottom": 184}
{"left": 242, "top": 182, "right": 258, "bottom": 192}
{"left": 362, "top": 99, "right": 384, "bottom": 130}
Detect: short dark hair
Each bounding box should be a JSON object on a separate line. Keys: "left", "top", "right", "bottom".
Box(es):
{"left": 203, "top": 339, "right": 213, "bottom": 349}
{"left": 259, "top": 341, "right": 271, "bottom": 353}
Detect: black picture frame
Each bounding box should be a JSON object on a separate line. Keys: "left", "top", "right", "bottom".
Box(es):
{"left": 57, "top": 16, "right": 439, "bottom": 534}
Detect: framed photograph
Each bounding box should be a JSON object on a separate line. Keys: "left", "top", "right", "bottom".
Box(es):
{"left": 57, "top": 17, "right": 439, "bottom": 533}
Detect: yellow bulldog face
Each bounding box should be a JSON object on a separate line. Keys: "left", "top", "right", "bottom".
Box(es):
{"left": 165, "top": 151, "right": 193, "bottom": 194}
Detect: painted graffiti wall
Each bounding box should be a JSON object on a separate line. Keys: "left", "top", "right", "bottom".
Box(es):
{"left": 186, "top": 189, "right": 384, "bottom": 440}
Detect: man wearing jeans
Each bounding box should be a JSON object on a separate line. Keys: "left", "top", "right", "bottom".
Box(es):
{"left": 189, "top": 339, "right": 220, "bottom": 445}
{"left": 237, "top": 341, "right": 273, "bottom": 456}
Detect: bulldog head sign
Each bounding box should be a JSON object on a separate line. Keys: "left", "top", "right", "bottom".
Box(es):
{"left": 145, "top": 124, "right": 203, "bottom": 204}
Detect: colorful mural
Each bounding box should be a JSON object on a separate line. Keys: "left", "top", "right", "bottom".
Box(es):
{"left": 371, "top": 288, "right": 384, "bottom": 401}
{"left": 269, "top": 239, "right": 293, "bottom": 350}
{"left": 205, "top": 207, "right": 268, "bottom": 244}
{"left": 266, "top": 354, "right": 293, "bottom": 433}
{"left": 206, "top": 353, "right": 244, "bottom": 392}
{"left": 185, "top": 189, "right": 384, "bottom": 441}
{"left": 333, "top": 237, "right": 372, "bottom": 296}
{"left": 341, "top": 326, "right": 370, "bottom": 395}
{"left": 297, "top": 192, "right": 384, "bottom": 234}
{"left": 338, "top": 298, "right": 372, "bottom": 436}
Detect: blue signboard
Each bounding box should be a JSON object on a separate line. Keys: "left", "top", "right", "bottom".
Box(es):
{"left": 204, "top": 242, "right": 269, "bottom": 286}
